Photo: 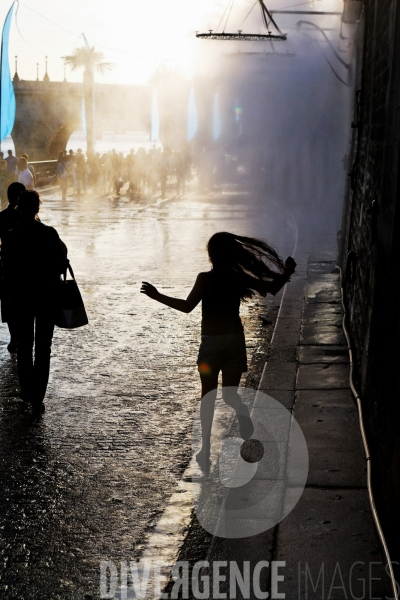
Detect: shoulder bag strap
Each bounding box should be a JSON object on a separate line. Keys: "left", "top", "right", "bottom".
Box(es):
{"left": 62, "top": 260, "right": 76, "bottom": 281}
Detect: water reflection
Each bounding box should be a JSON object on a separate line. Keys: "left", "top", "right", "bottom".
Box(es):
{"left": 0, "top": 182, "right": 295, "bottom": 595}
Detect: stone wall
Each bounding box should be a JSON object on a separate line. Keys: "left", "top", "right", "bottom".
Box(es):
{"left": 340, "top": 0, "right": 400, "bottom": 561}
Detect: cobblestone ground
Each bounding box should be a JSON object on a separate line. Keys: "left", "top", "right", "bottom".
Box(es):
{"left": 0, "top": 181, "right": 295, "bottom": 599}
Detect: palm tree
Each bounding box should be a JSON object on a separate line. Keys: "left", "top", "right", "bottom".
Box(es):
{"left": 62, "top": 45, "right": 114, "bottom": 155}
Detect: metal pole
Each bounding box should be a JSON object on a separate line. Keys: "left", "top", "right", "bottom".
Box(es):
{"left": 259, "top": 0, "right": 285, "bottom": 34}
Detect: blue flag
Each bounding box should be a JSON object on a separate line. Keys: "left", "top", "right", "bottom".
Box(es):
{"left": 0, "top": 2, "right": 16, "bottom": 142}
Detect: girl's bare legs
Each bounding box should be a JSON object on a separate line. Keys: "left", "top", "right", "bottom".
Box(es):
{"left": 221, "top": 371, "right": 242, "bottom": 407}
{"left": 197, "top": 370, "right": 253, "bottom": 470}
{"left": 198, "top": 372, "right": 219, "bottom": 461}
{"left": 222, "top": 371, "right": 254, "bottom": 439}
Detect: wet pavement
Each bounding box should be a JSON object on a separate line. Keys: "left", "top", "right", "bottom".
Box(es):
{"left": 172, "top": 241, "right": 393, "bottom": 600}
{"left": 0, "top": 182, "right": 295, "bottom": 599}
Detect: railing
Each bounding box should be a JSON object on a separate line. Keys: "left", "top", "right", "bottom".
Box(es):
{"left": 29, "top": 160, "right": 58, "bottom": 186}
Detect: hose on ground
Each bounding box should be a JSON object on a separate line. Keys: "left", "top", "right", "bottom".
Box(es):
{"left": 338, "top": 266, "right": 399, "bottom": 600}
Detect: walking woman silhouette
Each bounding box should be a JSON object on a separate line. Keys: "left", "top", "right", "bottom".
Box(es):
{"left": 2, "top": 191, "right": 68, "bottom": 414}
{"left": 141, "top": 232, "right": 296, "bottom": 469}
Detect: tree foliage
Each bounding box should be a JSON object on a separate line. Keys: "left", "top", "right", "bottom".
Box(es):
{"left": 62, "top": 47, "right": 114, "bottom": 76}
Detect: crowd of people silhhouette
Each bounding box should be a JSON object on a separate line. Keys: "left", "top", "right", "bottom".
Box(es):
{"left": 1, "top": 144, "right": 240, "bottom": 207}
{"left": 1, "top": 146, "right": 193, "bottom": 205}
{"left": 0, "top": 180, "right": 67, "bottom": 416}
{"left": 55, "top": 146, "right": 192, "bottom": 199}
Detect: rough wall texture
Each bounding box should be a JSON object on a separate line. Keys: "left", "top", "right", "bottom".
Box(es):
{"left": 340, "top": 0, "right": 400, "bottom": 561}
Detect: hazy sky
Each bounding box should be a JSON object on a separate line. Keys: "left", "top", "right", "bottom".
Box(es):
{"left": 2, "top": 0, "right": 341, "bottom": 85}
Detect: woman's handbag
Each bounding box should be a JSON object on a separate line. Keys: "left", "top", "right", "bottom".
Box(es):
{"left": 55, "top": 262, "right": 89, "bottom": 329}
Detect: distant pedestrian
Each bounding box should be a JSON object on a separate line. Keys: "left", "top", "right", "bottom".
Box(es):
{"left": 141, "top": 232, "right": 296, "bottom": 469}
{"left": 5, "top": 150, "right": 18, "bottom": 174}
{"left": 17, "top": 157, "right": 34, "bottom": 190}
{"left": 126, "top": 149, "right": 137, "bottom": 197}
{"left": 75, "top": 149, "right": 87, "bottom": 195}
{"left": 88, "top": 152, "right": 101, "bottom": 194}
{"left": 0, "top": 182, "right": 26, "bottom": 352}
{"left": 149, "top": 148, "right": 161, "bottom": 195}
{"left": 21, "top": 154, "right": 37, "bottom": 187}
{"left": 111, "top": 149, "right": 122, "bottom": 195}
{"left": 158, "top": 152, "right": 169, "bottom": 198}
{"left": 2, "top": 191, "right": 68, "bottom": 413}
{"left": 0, "top": 160, "right": 17, "bottom": 209}
{"left": 174, "top": 150, "right": 189, "bottom": 196}
{"left": 56, "top": 153, "right": 70, "bottom": 200}
{"left": 67, "top": 150, "right": 77, "bottom": 193}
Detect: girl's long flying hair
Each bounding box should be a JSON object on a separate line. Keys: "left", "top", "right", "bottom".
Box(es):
{"left": 207, "top": 232, "right": 285, "bottom": 300}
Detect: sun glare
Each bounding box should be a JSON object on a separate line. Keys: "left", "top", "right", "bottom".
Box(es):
{"left": 3, "top": 0, "right": 337, "bottom": 84}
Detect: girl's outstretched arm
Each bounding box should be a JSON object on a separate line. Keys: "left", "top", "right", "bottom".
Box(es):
{"left": 140, "top": 273, "right": 206, "bottom": 313}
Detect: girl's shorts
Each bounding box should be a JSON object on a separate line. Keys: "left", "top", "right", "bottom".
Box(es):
{"left": 197, "top": 332, "right": 248, "bottom": 375}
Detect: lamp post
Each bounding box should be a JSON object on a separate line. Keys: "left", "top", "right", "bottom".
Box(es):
{"left": 43, "top": 55, "right": 50, "bottom": 81}
{"left": 36, "top": 63, "right": 39, "bottom": 81}
{"left": 13, "top": 56, "right": 20, "bottom": 82}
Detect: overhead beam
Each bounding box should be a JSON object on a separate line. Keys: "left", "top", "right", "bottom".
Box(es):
{"left": 196, "top": 32, "right": 287, "bottom": 41}
{"left": 270, "top": 10, "right": 342, "bottom": 15}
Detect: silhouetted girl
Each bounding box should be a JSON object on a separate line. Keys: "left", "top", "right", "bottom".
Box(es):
{"left": 141, "top": 232, "right": 296, "bottom": 468}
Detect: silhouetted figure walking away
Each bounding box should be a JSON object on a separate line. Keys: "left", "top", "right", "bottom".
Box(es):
{"left": 0, "top": 160, "right": 17, "bottom": 210}
{"left": 141, "top": 232, "right": 296, "bottom": 470}
{"left": 2, "top": 191, "right": 67, "bottom": 414}
{"left": 56, "top": 152, "right": 70, "bottom": 200}
{"left": 75, "top": 149, "right": 87, "bottom": 195}
{"left": 0, "top": 182, "right": 26, "bottom": 352}
{"left": 5, "top": 149, "right": 18, "bottom": 173}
